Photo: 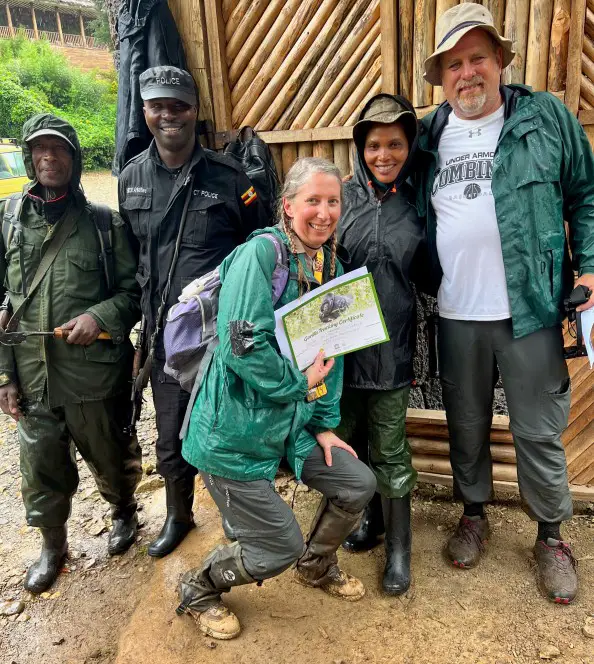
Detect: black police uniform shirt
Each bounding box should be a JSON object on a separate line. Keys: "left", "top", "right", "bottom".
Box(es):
{"left": 118, "top": 139, "right": 269, "bottom": 357}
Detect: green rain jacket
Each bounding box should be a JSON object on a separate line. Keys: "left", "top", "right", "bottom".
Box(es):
{"left": 182, "top": 226, "right": 344, "bottom": 482}
{"left": 0, "top": 114, "right": 141, "bottom": 406}
{"left": 417, "top": 85, "right": 594, "bottom": 339}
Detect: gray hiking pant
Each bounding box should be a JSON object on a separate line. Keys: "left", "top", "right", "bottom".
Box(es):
{"left": 201, "top": 445, "right": 376, "bottom": 581}
{"left": 438, "top": 318, "right": 572, "bottom": 523}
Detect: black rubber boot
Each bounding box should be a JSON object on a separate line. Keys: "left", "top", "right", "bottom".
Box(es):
{"left": 108, "top": 505, "right": 138, "bottom": 556}
{"left": 148, "top": 476, "right": 195, "bottom": 558}
{"left": 342, "top": 492, "right": 384, "bottom": 552}
{"left": 381, "top": 494, "right": 411, "bottom": 596}
{"left": 24, "top": 526, "right": 68, "bottom": 594}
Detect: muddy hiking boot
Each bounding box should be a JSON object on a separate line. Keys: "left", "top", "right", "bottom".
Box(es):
{"left": 382, "top": 494, "right": 411, "bottom": 596}
{"left": 24, "top": 525, "right": 68, "bottom": 594}
{"left": 446, "top": 514, "right": 490, "bottom": 569}
{"left": 148, "top": 476, "right": 195, "bottom": 558}
{"left": 295, "top": 498, "right": 366, "bottom": 602}
{"left": 342, "top": 492, "right": 384, "bottom": 552}
{"left": 108, "top": 505, "right": 138, "bottom": 556}
{"left": 533, "top": 538, "right": 578, "bottom": 604}
{"left": 176, "top": 542, "right": 254, "bottom": 640}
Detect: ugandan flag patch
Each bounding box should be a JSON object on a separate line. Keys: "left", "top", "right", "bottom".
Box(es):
{"left": 241, "top": 186, "right": 258, "bottom": 207}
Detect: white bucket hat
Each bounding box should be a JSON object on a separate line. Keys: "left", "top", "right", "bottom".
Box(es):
{"left": 423, "top": 3, "right": 515, "bottom": 86}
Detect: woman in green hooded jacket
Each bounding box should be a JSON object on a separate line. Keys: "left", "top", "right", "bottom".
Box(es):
{"left": 177, "top": 158, "right": 376, "bottom": 640}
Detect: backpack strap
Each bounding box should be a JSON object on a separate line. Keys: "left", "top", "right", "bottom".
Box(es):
{"left": 260, "top": 233, "right": 290, "bottom": 305}
{"left": 2, "top": 194, "right": 26, "bottom": 296}
{"left": 89, "top": 203, "right": 115, "bottom": 293}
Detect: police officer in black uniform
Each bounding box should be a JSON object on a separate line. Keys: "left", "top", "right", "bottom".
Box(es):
{"left": 118, "top": 66, "right": 268, "bottom": 557}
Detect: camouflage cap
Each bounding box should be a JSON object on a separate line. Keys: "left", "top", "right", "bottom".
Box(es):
{"left": 139, "top": 66, "right": 197, "bottom": 106}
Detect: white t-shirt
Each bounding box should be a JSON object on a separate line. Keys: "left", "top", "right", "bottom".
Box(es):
{"left": 431, "top": 104, "right": 511, "bottom": 320}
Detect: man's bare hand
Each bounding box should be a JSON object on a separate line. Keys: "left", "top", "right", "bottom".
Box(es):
{"left": 575, "top": 274, "right": 594, "bottom": 312}
{"left": 0, "top": 309, "right": 10, "bottom": 331}
{"left": 0, "top": 383, "right": 22, "bottom": 421}
{"left": 61, "top": 314, "right": 101, "bottom": 346}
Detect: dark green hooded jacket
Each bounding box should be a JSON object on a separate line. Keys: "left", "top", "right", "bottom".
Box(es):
{"left": 0, "top": 113, "right": 141, "bottom": 406}
{"left": 417, "top": 85, "right": 594, "bottom": 339}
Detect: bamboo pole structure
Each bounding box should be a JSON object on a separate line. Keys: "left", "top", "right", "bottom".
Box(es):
{"left": 433, "top": 0, "right": 458, "bottom": 105}
{"left": 315, "top": 33, "right": 381, "bottom": 127}
{"left": 78, "top": 12, "right": 87, "bottom": 46}
{"left": 413, "top": 0, "right": 436, "bottom": 107}
{"left": 249, "top": 0, "right": 351, "bottom": 130}
{"left": 5, "top": 3, "right": 14, "bottom": 37}
{"left": 297, "top": 142, "right": 313, "bottom": 158}
{"left": 331, "top": 57, "right": 382, "bottom": 126}
{"left": 56, "top": 11, "right": 65, "bottom": 45}
{"left": 587, "top": 6, "right": 594, "bottom": 40}
{"left": 313, "top": 141, "right": 334, "bottom": 161}
{"left": 584, "top": 33, "right": 594, "bottom": 62}
{"left": 412, "top": 454, "right": 519, "bottom": 483}
{"left": 348, "top": 139, "right": 355, "bottom": 173}
{"left": 481, "top": 0, "right": 503, "bottom": 33}
{"left": 228, "top": 0, "right": 288, "bottom": 86}
{"left": 264, "top": 0, "right": 367, "bottom": 130}
{"left": 333, "top": 140, "right": 350, "bottom": 176}
{"left": 32, "top": 6, "right": 39, "bottom": 40}
{"left": 581, "top": 96, "right": 594, "bottom": 108}
{"left": 409, "top": 438, "right": 517, "bottom": 464}
{"left": 380, "top": 0, "right": 398, "bottom": 94}
{"left": 231, "top": 0, "right": 323, "bottom": 124}
{"left": 345, "top": 77, "right": 382, "bottom": 124}
{"left": 226, "top": 0, "right": 269, "bottom": 64}
{"left": 222, "top": 0, "right": 240, "bottom": 23}
{"left": 581, "top": 73, "right": 594, "bottom": 106}
{"left": 398, "top": 0, "right": 414, "bottom": 99}
{"left": 168, "top": 0, "right": 215, "bottom": 124}
{"left": 406, "top": 424, "right": 514, "bottom": 444}
{"left": 547, "top": 0, "right": 571, "bottom": 90}
{"left": 204, "top": 0, "right": 233, "bottom": 131}
{"left": 289, "top": 0, "right": 379, "bottom": 129}
{"left": 307, "top": 23, "right": 380, "bottom": 128}
{"left": 270, "top": 144, "right": 283, "bottom": 183}
{"left": 225, "top": 0, "right": 253, "bottom": 43}
{"left": 565, "top": 0, "right": 587, "bottom": 113}
{"left": 282, "top": 143, "right": 298, "bottom": 179}
{"left": 525, "top": 0, "right": 555, "bottom": 91}
{"left": 502, "top": 0, "right": 530, "bottom": 84}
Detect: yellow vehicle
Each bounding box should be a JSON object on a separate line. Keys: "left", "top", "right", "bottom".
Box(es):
{"left": 0, "top": 139, "right": 28, "bottom": 201}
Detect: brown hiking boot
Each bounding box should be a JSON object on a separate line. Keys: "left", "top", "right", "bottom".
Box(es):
{"left": 190, "top": 603, "right": 241, "bottom": 640}
{"left": 294, "top": 566, "right": 365, "bottom": 602}
{"left": 446, "top": 515, "right": 489, "bottom": 569}
{"left": 533, "top": 538, "right": 578, "bottom": 605}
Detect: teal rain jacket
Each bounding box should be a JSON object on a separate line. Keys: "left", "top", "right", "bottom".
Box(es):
{"left": 182, "top": 226, "right": 344, "bottom": 482}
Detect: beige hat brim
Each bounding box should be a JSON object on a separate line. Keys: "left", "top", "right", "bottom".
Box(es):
{"left": 423, "top": 24, "right": 515, "bottom": 87}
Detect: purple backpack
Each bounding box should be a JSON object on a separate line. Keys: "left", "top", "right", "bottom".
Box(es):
{"left": 163, "top": 233, "right": 289, "bottom": 395}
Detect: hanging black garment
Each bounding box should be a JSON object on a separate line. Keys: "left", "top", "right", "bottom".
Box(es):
{"left": 113, "top": 0, "right": 187, "bottom": 175}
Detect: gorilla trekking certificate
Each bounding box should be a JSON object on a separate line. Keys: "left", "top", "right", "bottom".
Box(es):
{"left": 274, "top": 267, "right": 389, "bottom": 371}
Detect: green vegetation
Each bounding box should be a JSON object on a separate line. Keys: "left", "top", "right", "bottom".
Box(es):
{"left": 0, "top": 36, "right": 116, "bottom": 170}
{"left": 89, "top": 1, "right": 113, "bottom": 48}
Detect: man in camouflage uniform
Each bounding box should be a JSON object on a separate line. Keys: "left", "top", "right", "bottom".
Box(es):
{"left": 0, "top": 114, "right": 142, "bottom": 594}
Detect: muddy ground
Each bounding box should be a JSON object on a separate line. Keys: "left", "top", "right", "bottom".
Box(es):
{"left": 1, "top": 172, "right": 593, "bottom": 664}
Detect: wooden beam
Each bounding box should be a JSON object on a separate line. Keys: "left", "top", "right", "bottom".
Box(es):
{"left": 525, "top": 0, "right": 555, "bottom": 91}
{"left": 433, "top": 0, "right": 458, "bottom": 105}
{"left": 566, "top": 0, "right": 588, "bottom": 114}
{"left": 203, "top": 0, "right": 233, "bottom": 132}
{"left": 413, "top": 0, "right": 436, "bottom": 107}
{"left": 398, "top": 0, "right": 413, "bottom": 99}
{"left": 416, "top": 471, "right": 594, "bottom": 501}
{"left": 167, "top": 0, "right": 215, "bottom": 124}
{"left": 578, "top": 108, "right": 594, "bottom": 124}
{"left": 5, "top": 3, "right": 14, "bottom": 37}
{"left": 502, "top": 0, "right": 530, "bottom": 84}
{"left": 31, "top": 5, "right": 39, "bottom": 40}
{"left": 56, "top": 10, "right": 64, "bottom": 45}
{"left": 79, "top": 12, "right": 87, "bottom": 47}
{"left": 380, "top": 0, "right": 398, "bottom": 94}
{"left": 406, "top": 408, "right": 511, "bottom": 430}
{"left": 547, "top": 0, "right": 571, "bottom": 91}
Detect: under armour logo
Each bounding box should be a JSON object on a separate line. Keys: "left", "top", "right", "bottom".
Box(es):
{"left": 468, "top": 128, "right": 482, "bottom": 138}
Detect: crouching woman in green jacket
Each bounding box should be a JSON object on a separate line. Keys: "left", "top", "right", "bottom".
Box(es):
{"left": 176, "top": 158, "right": 376, "bottom": 640}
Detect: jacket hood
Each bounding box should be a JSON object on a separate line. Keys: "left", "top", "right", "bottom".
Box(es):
{"left": 21, "top": 113, "right": 82, "bottom": 191}
{"left": 352, "top": 93, "right": 419, "bottom": 192}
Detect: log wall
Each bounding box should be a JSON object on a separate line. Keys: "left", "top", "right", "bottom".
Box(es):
{"left": 167, "top": 0, "right": 594, "bottom": 496}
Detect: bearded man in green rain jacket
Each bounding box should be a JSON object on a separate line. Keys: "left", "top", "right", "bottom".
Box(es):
{"left": 0, "top": 114, "right": 142, "bottom": 594}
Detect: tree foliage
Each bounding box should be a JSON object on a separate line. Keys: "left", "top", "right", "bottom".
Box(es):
{"left": 88, "top": 0, "right": 113, "bottom": 48}
{"left": 0, "top": 37, "right": 116, "bottom": 170}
